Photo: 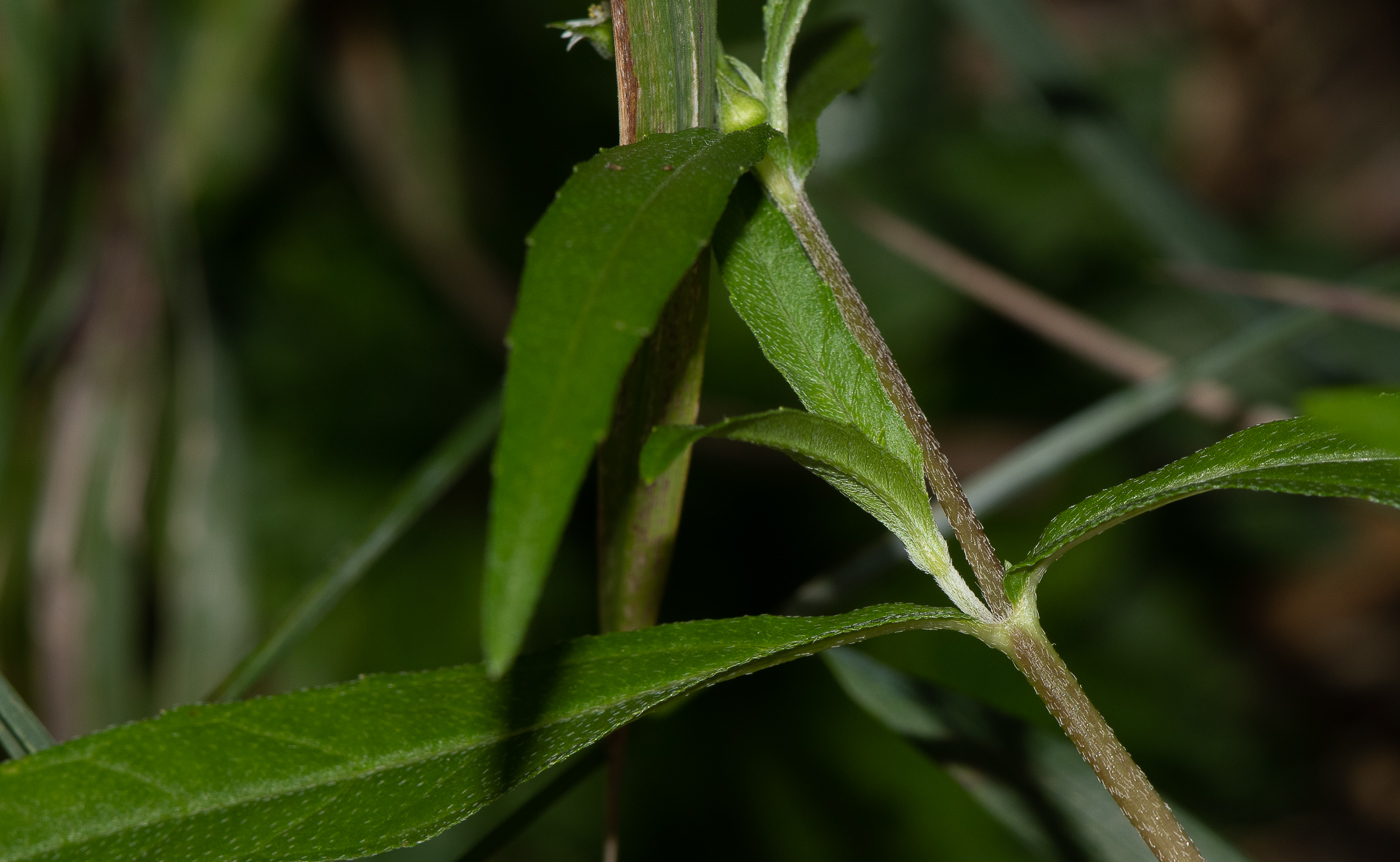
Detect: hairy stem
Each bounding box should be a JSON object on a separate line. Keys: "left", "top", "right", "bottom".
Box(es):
{"left": 998, "top": 610, "right": 1204, "bottom": 862}
{"left": 757, "top": 160, "right": 1009, "bottom": 618}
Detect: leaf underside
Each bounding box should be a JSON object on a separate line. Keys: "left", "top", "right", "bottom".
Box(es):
{"left": 641, "top": 410, "right": 982, "bottom": 611}
{"left": 482, "top": 125, "right": 771, "bottom": 675}
{"left": 0, "top": 604, "right": 971, "bottom": 862}
{"left": 714, "top": 183, "right": 921, "bottom": 474}
{"left": 1008, "top": 417, "right": 1400, "bottom": 597}
{"left": 642, "top": 409, "right": 937, "bottom": 550}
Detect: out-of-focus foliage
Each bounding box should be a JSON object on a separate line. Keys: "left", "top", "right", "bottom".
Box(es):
{"left": 1, "top": 0, "right": 1400, "bottom": 860}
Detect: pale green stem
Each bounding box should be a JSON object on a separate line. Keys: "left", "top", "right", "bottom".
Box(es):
{"left": 991, "top": 607, "right": 1205, "bottom": 862}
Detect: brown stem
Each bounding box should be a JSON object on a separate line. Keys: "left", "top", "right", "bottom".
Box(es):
{"left": 1003, "top": 616, "right": 1204, "bottom": 862}
{"left": 609, "top": 1, "right": 638, "bottom": 145}
{"left": 1172, "top": 261, "right": 1400, "bottom": 332}
{"left": 758, "top": 162, "right": 1009, "bottom": 618}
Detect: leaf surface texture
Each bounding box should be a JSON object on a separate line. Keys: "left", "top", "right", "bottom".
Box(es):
{"left": 483, "top": 126, "right": 771, "bottom": 674}
{"left": 642, "top": 410, "right": 979, "bottom": 612}
{"left": 1010, "top": 418, "right": 1400, "bottom": 595}
{"left": 714, "top": 188, "right": 921, "bottom": 473}
{"left": 0, "top": 604, "right": 970, "bottom": 861}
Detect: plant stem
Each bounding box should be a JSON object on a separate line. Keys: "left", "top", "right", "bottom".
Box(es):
{"left": 756, "top": 155, "right": 1203, "bottom": 859}
{"left": 602, "top": 727, "right": 630, "bottom": 862}
{"left": 597, "top": 260, "right": 708, "bottom": 633}
{"left": 782, "top": 308, "right": 1313, "bottom": 615}
{"left": 600, "top": 3, "right": 718, "bottom": 857}
{"left": 757, "top": 160, "right": 1009, "bottom": 618}
{"left": 998, "top": 610, "right": 1204, "bottom": 862}
{"left": 609, "top": 1, "right": 638, "bottom": 144}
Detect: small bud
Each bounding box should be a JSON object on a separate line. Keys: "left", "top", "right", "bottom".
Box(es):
{"left": 718, "top": 55, "right": 768, "bottom": 134}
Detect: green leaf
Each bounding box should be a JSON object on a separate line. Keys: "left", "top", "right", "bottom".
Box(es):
{"left": 641, "top": 410, "right": 982, "bottom": 615}
{"left": 787, "top": 24, "right": 876, "bottom": 177}
{"left": 454, "top": 749, "right": 604, "bottom": 862}
{"left": 0, "top": 604, "right": 973, "bottom": 862}
{"left": 825, "top": 648, "right": 1252, "bottom": 862}
{"left": 713, "top": 184, "right": 921, "bottom": 474}
{"left": 761, "top": 0, "right": 813, "bottom": 133}
{"left": 1302, "top": 387, "right": 1400, "bottom": 455}
{"left": 483, "top": 125, "right": 772, "bottom": 676}
{"left": 1007, "top": 417, "right": 1400, "bottom": 599}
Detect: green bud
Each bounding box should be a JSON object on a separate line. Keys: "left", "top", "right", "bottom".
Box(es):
{"left": 718, "top": 55, "right": 768, "bottom": 134}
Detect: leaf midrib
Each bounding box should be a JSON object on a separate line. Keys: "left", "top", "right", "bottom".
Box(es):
{"left": 3, "top": 605, "right": 964, "bottom": 860}
{"left": 3, "top": 615, "right": 877, "bottom": 858}
{"left": 517, "top": 133, "right": 725, "bottom": 508}
{"left": 6, "top": 682, "right": 691, "bottom": 860}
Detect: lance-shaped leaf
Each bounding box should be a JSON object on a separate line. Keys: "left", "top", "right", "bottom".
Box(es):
{"left": 787, "top": 24, "right": 876, "bottom": 177}
{"left": 1007, "top": 418, "right": 1400, "bottom": 599}
{"left": 825, "top": 648, "right": 1251, "bottom": 862}
{"left": 641, "top": 410, "right": 984, "bottom": 617}
{"left": 0, "top": 604, "right": 973, "bottom": 862}
{"left": 714, "top": 184, "right": 922, "bottom": 474}
{"left": 483, "top": 125, "right": 771, "bottom": 676}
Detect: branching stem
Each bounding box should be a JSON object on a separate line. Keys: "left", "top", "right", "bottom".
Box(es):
{"left": 754, "top": 147, "right": 1201, "bottom": 862}
{"left": 756, "top": 159, "right": 1010, "bottom": 619}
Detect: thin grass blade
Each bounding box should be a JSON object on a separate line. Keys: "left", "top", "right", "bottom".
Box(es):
{"left": 940, "top": 0, "right": 1242, "bottom": 265}
{"left": 0, "top": 673, "right": 53, "bottom": 758}
{"left": 208, "top": 394, "right": 500, "bottom": 703}
{"left": 825, "top": 648, "right": 1251, "bottom": 862}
